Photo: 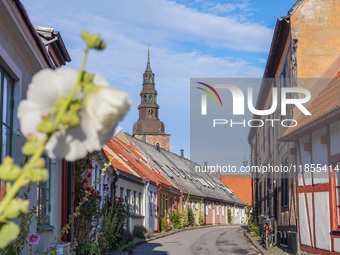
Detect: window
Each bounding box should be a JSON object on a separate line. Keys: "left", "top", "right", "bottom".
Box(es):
{"left": 262, "top": 125, "right": 266, "bottom": 153}
{"left": 120, "top": 187, "right": 124, "bottom": 198}
{"left": 149, "top": 192, "right": 153, "bottom": 216}
{"left": 133, "top": 191, "right": 136, "bottom": 215}
{"left": 281, "top": 160, "right": 289, "bottom": 207}
{"left": 37, "top": 155, "right": 54, "bottom": 227}
{"left": 139, "top": 192, "right": 142, "bottom": 216}
{"left": 0, "top": 67, "right": 14, "bottom": 201}
{"left": 126, "top": 190, "right": 131, "bottom": 213}
{"left": 154, "top": 192, "right": 157, "bottom": 216}
{"left": 222, "top": 204, "right": 225, "bottom": 216}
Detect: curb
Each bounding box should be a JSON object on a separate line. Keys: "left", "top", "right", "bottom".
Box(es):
{"left": 134, "top": 224, "right": 240, "bottom": 246}
{"left": 243, "top": 231, "right": 290, "bottom": 255}
{"left": 243, "top": 230, "right": 265, "bottom": 255}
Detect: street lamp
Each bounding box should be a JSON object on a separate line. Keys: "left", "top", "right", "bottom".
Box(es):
{"left": 242, "top": 156, "right": 248, "bottom": 167}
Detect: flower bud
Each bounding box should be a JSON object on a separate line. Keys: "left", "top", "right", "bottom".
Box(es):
{"left": 61, "top": 111, "right": 80, "bottom": 127}
{"left": 37, "top": 117, "right": 58, "bottom": 135}
{"left": 36, "top": 158, "right": 45, "bottom": 168}
{"left": 27, "top": 166, "right": 49, "bottom": 183}
{"left": 0, "top": 157, "right": 21, "bottom": 181}
{"left": 81, "top": 31, "right": 106, "bottom": 50}
{"left": 3, "top": 199, "right": 29, "bottom": 219}
{"left": 82, "top": 72, "right": 93, "bottom": 83}
{"left": 22, "top": 142, "right": 37, "bottom": 156}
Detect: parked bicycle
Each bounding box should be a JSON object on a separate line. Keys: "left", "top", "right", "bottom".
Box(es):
{"left": 261, "top": 216, "right": 274, "bottom": 249}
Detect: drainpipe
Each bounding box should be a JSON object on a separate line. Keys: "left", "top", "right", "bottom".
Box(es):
{"left": 157, "top": 183, "right": 162, "bottom": 232}
{"left": 145, "top": 180, "right": 150, "bottom": 229}
{"left": 110, "top": 167, "right": 119, "bottom": 198}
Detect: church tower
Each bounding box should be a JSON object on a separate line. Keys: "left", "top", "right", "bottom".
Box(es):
{"left": 133, "top": 47, "right": 170, "bottom": 151}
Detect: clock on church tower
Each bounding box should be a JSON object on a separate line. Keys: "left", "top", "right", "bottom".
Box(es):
{"left": 133, "top": 47, "right": 170, "bottom": 151}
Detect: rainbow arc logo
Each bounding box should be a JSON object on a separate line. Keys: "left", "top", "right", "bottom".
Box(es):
{"left": 196, "top": 82, "right": 222, "bottom": 115}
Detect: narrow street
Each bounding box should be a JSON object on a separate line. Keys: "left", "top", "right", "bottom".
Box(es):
{"left": 133, "top": 226, "right": 259, "bottom": 255}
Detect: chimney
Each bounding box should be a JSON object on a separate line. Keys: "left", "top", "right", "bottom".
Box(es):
{"left": 180, "top": 149, "right": 184, "bottom": 157}
{"left": 216, "top": 171, "right": 221, "bottom": 179}
{"left": 155, "top": 143, "right": 160, "bottom": 152}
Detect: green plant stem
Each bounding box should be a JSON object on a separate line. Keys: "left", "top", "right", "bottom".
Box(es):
{"left": 0, "top": 47, "right": 89, "bottom": 217}
{"left": 54, "top": 47, "right": 89, "bottom": 124}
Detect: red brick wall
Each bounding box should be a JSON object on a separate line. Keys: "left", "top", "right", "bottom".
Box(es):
{"left": 215, "top": 203, "right": 221, "bottom": 224}
{"left": 206, "top": 200, "right": 213, "bottom": 224}
{"left": 134, "top": 134, "right": 170, "bottom": 151}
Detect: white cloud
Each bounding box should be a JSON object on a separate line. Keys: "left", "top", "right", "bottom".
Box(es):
{"left": 20, "top": 0, "right": 268, "bottom": 156}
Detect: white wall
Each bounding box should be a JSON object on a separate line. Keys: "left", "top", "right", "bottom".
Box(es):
{"left": 312, "top": 127, "right": 328, "bottom": 184}
{"left": 145, "top": 183, "right": 157, "bottom": 231}
{"left": 115, "top": 177, "right": 144, "bottom": 232}
{"left": 314, "top": 192, "right": 331, "bottom": 251}
{"left": 0, "top": 2, "right": 65, "bottom": 253}
{"left": 331, "top": 120, "right": 340, "bottom": 156}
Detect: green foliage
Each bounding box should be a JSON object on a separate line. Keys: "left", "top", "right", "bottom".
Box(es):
{"left": 133, "top": 225, "right": 149, "bottom": 238}
{"left": 187, "top": 208, "right": 195, "bottom": 227}
{"left": 227, "top": 209, "right": 232, "bottom": 223}
{"left": 198, "top": 210, "right": 205, "bottom": 225}
{"left": 247, "top": 203, "right": 260, "bottom": 236}
{"left": 101, "top": 196, "right": 131, "bottom": 252}
{"left": 171, "top": 210, "right": 184, "bottom": 229}
{"left": 0, "top": 187, "right": 41, "bottom": 255}
{"left": 248, "top": 220, "right": 260, "bottom": 236}
{"left": 245, "top": 204, "right": 252, "bottom": 216}
{"left": 161, "top": 218, "right": 171, "bottom": 232}
{"left": 77, "top": 196, "right": 135, "bottom": 254}
{"left": 73, "top": 158, "right": 103, "bottom": 246}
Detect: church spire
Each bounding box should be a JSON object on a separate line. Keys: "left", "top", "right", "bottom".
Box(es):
{"left": 133, "top": 45, "right": 170, "bottom": 151}
{"left": 146, "top": 43, "right": 152, "bottom": 71}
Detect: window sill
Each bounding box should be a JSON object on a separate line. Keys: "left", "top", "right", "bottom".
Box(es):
{"left": 130, "top": 215, "right": 144, "bottom": 219}
{"left": 37, "top": 225, "right": 55, "bottom": 232}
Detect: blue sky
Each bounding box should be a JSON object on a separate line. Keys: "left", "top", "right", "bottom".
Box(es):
{"left": 21, "top": 0, "right": 297, "bottom": 165}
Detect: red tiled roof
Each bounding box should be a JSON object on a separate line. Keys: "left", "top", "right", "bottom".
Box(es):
{"left": 104, "top": 137, "right": 177, "bottom": 190}
{"left": 103, "top": 145, "right": 140, "bottom": 177}
{"left": 281, "top": 73, "right": 340, "bottom": 141}
{"left": 219, "top": 174, "right": 252, "bottom": 205}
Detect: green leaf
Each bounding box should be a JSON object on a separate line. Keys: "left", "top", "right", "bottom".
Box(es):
{"left": 0, "top": 221, "right": 20, "bottom": 248}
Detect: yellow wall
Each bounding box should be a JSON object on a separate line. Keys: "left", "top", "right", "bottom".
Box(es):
{"left": 290, "top": 0, "right": 340, "bottom": 80}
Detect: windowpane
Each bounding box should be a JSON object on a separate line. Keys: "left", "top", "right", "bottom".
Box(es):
{"left": 337, "top": 188, "right": 340, "bottom": 206}
{"left": 336, "top": 170, "right": 340, "bottom": 186}
{"left": 1, "top": 126, "right": 11, "bottom": 161}
{"left": 3, "top": 77, "right": 13, "bottom": 126}
{"left": 139, "top": 193, "right": 142, "bottom": 216}
{"left": 37, "top": 156, "right": 53, "bottom": 226}
{"left": 338, "top": 207, "right": 340, "bottom": 224}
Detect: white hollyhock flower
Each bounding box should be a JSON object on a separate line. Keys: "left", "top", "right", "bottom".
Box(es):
{"left": 18, "top": 68, "right": 131, "bottom": 161}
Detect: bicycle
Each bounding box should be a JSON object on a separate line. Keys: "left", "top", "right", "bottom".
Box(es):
{"left": 261, "top": 216, "right": 274, "bottom": 249}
